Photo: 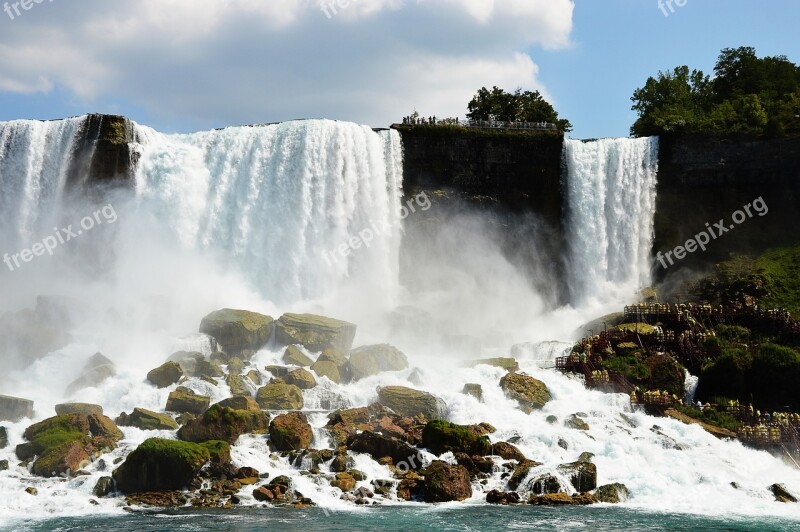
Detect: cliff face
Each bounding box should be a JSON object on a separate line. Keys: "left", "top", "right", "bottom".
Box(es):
{"left": 66, "top": 113, "right": 139, "bottom": 192}
{"left": 654, "top": 133, "right": 800, "bottom": 281}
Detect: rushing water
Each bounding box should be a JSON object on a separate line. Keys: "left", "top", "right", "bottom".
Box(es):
{"left": 0, "top": 117, "right": 799, "bottom": 528}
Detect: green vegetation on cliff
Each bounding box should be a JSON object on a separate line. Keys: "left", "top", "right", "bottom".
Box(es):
{"left": 631, "top": 47, "right": 800, "bottom": 137}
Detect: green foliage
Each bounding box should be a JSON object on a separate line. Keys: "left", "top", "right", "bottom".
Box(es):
{"left": 716, "top": 325, "right": 752, "bottom": 344}
{"left": 133, "top": 438, "right": 210, "bottom": 467}
{"left": 631, "top": 47, "right": 800, "bottom": 137}
{"left": 646, "top": 354, "right": 686, "bottom": 396}
{"left": 604, "top": 354, "right": 651, "bottom": 383}
{"left": 752, "top": 246, "right": 800, "bottom": 316}
{"left": 466, "top": 86, "right": 572, "bottom": 132}
{"left": 674, "top": 404, "right": 742, "bottom": 433}
{"left": 200, "top": 440, "right": 231, "bottom": 464}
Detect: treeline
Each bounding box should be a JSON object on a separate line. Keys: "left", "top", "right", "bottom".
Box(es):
{"left": 631, "top": 47, "right": 800, "bottom": 137}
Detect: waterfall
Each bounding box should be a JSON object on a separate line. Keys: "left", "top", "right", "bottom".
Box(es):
{"left": 563, "top": 137, "right": 659, "bottom": 305}
{"left": 133, "top": 120, "right": 404, "bottom": 305}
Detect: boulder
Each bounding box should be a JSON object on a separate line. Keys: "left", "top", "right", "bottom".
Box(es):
{"left": 275, "top": 313, "right": 357, "bottom": 353}
{"left": 465, "top": 358, "right": 520, "bottom": 372}
{"left": 265, "top": 365, "right": 292, "bottom": 379}
{"left": 346, "top": 344, "right": 409, "bottom": 381}
{"left": 270, "top": 412, "right": 313, "bottom": 451}
{"left": 422, "top": 420, "right": 491, "bottom": 456}
{"left": 529, "top": 473, "right": 562, "bottom": 495}
{"left": 499, "top": 372, "right": 551, "bottom": 413}
{"left": 423, "top": 461, "right": 472, "bottom": 502}
{"left": 256, "top": 383, "right": 304, "bottom": 410}
{"left": 246, "top": 370, "right": 262, "bottom": 386}
{"left": 93, "top": 476, "right": 114, "bottom": 497}
{"left": 199, "top": 309, "right": 274, "bottom": 357}
{"left": 490, "top": 441, "right": 527, "bottom": 461}
{"left": 346, "top": 431, "right": 420, "bottom": 469}
{"left": 112, "top": 438, "right": 210, "bottom": 493}
{"left": 408, "top": 368, "right": 424, "bottom": 386}
{"left": 214, "top": 396, "right": 260, "bottom": 411}
{"left": 486, "top": 489, "right": 521, "bottom": 504}
{"left": 285, "top": 368, "right": 317, "bottom": 390}
{"left": 65, "top": 353, "right": 116, "bottom": 396}
{"left": 565, "top": 414, "right": 590, "bottom": 431}
{"left": 462, "top": 383, "right": 483, "bottom": 401}
{"left": 17, "top": 413, "right": 122, "bottom": 478}
{"left": 0, "top": 395, "right": 34, "bottom": 422}
{"left": 769, "top": 483, "right": 798, "bottom": 503}
{"left": 226, "top": 357, "right": 246, "bottom": 375}
{"left": 530, "top": 492, "right": 597, "bottom": 506}
{"left": 594, "top": 483, "right": 630, "bottom": 503}
{"left": 0, "top": 459, "right": 8, "bottom": 471}
{"left": 177, "top": 404, "right": 270, "bottom": 444}
{"left": 377, "top": 386, "right": 446, "bottom": 421}
{"left": 310, "top": 360, "right": 342, "bottom": 384}
{"left": 557, "top": 453, "right": 597, "bottom": 492}
{"left": 194, "top": 359, "right": 224, "bottom": 379}
{"left": 253, "top": 486, "right": 275, "bottom": 502}
{"left": 331, "top": 472, "right": 357, "bottom": 492}
{"left": 55, "top": 403, "right": 103, "bottom": 416}
{"left": 166, "top": 387, "right": 210, "bottom": 415}
{"left": 282, "top": 345, "right": 314, "bottom": 367}
{"left": 508, "top": 459, "right": 542, "bottom": 491}
{"left": 116, "top": 408, "right": 179, "bottom": 431}
{"left": 0, "top": 426, "right": 7, "bottom": 448}
{"left": 146, "top": 362, "right": 184, "bottom": 388}
{"left": 167, "top": 351, "right": 205, "bottom": 376}
{"left": 226, "top": 374, "right": 252, "bottom": 397}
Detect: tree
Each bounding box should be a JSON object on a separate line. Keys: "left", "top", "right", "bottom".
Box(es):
{"left": 466, "top": 87, "right": 572, "bottom": 132}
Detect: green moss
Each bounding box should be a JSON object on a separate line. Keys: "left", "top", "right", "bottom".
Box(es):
{"left": 200, "top": 440, "right": 231, "bottom": 463}
{"left": 134, "top": 438, "right": 210, "bottom": 466}
{"left": 614, "top": 323, "right": 657, "bottom": 335}
{"left": 674, "top": 404, "right": 742, "bottom": 433}
{"left": 22, "top": 415, "right": 87, "bottom": 456}
{"left": 422, "top": 420, "right": 491, "bottom": 456}
{"left": 752, "top": 246, "right": 800, "bottom": 315}
{"left": 605, "top": 355, "right": 651, "bottom": 383}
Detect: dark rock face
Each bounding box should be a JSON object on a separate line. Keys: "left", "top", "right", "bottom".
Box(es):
{"left": 346, "top": 431, "right": 420, "bottom": 469}
{"left": 557, "top": 453, "right": 597, "bottom": 493}
{"left": 112, "top": 438, "right": 210, "bottom": 493}
{"left": 594, "top": 483, "right": 630, "bottom": 503}
{"left": 269, "top": 412, "right": 313, "bottom": 451}
{"left": 177, "top": 405, "right": 270, "bottom": 444}
{"left": 377, "top": 386, "right": 446, "bottom": 421}
{"left": 67, "top": 114, "right": 141, "bottom": 189}
{"left": 199, "top": 309, "right": 274, "bottom": 358}
{"left": 423, "top": 461, "right": 472, "bottom": 502}
{"left": 146, "top": 362, "right": 184, "bottom": 388}
{"left": 0, "top": 395, "right": 34, "bottom": 422}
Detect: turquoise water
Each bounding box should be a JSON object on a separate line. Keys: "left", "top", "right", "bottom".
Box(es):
{"left": 5, "top": 506, "right": 798, "bottom": 532}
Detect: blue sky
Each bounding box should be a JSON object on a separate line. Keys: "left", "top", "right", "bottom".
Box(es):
{"left": 0, "top": 0, "right": 797, "bottom": 138}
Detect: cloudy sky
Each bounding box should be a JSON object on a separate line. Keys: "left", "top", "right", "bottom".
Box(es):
{"left": 0, "top": 0, "right": 798, "bottom": 138}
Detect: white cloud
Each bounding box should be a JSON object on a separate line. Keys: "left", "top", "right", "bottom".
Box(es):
{"left": 0, "top": 0, "right": 574, "bottom": 129}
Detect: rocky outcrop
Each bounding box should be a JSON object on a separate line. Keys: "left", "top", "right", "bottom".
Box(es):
{"left": 422, "top": 420, "right": 491, "bottom": 456}
{"left": 199, "top": 309, "right": 274, "bottom": 357}
{"left": 0, "top": 426, "right": 7, "bottom": 448}
{"left": 377, "top": 386, "right": 446, "bottom": 421}
{"left": 112, "top": 438, "right": 211, "bottom": 493}
{"left": 282, "top": 345, "right": 314, "bottom": 367}
{"left": 769, "top": 483, "right": 798, "bottom": 503}
{"left": 462, "top": 384, "right": 483, "bottom": 401}
{"left": 490, "top": 441, "right": 526, "bottom": 461}
{"left": 0, "top": 395, "right": 34, "bottom": 422}
{"left": 508, "top": 459, "right": 543, "bottom": 491}
{"left": 269, "top": 412, "right": 313, "bottom": 451}
{"left": 529, "top": 492, "right": 597, "bottom": 506}
{"left": 499, "top": 372, "right": 551, "bottom": 413}
{"left": 16, "top": 413, "right": 122, "bottom": 477}
{"left": 177, "top": 404, "right": 270, "bottom": 444}
{"left": 55, "top": 403, "right": 103, "bottom": 416}
{"left": 346, "top": 431, "right": 420, "bottom": 468}
{"left": 275, "top": 313, "right": 357, "bottom": 353}
{"left": 225, "top": 374, "right": 252, "bottom": 397}
{"left": 285, "top": 368, "right": 317, "bottom": 390}
{"left": 116, "top": 408, "right": 179, "bottom": 431}
{"left": 423, "top": 461, "right": 472, "bottom": 502}
{"left": 310, "top": 359, "right": 343, "bottom": 384}
{"left": 346, "top": 344, "right": 409, "bottom": 381}
{"left": 486, "top": 489, "right": 522, "bottom": 505}
{"left": 167, "top": 351, "right": 205, "bottom": 376}
{"left": 557, "top": 453, "right": 597, "bottom": 493}
{"left": 594, "top": 483, "right": 630, "bottom": 503}
{"left": 147, "top": 362, "right": 184, "bottom": 388}
{"left": 256, "top": 383, "right": 304, "bottom": 410}
{"left": 166, "top": 387, "right": 210, "bottom": 415}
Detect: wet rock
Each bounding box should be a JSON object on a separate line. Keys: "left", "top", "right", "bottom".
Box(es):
{"left": 146, "top": 362, "right": 184, "bottom": 388}
{"left": 246, "top": 370, "right": 262, "bottom": 386}
{"left": 557, "top": 453, "right": 597, "bottom": 492}
{"left": 397, "top": 476, "right": 424, "bottom": 501}
{"left": 65, "top": 353, "right": 116, "bottom": 396}
{"left": 116, "top": 408, "right": 179, "bottom": 431}
{"left": 490, "top": 441, "right": 527, "bottom": 461}
{"left": 530, "top": 492, "right": 597, "bottom": 506}
{"left": 462, "top": 383, "right": 483, "bottom": 401}
{"left": 346, "top": 431, "right": 420, "bottom": 469}
{"left": 226, "top": 357, "right": 246, "bottom": 375}
{"left": 331, "top": 472, "right": 357, "bottom": 492}
{"left": 225, "top": 374, "right": 252, "bottom": 397}
{"left": 166, "top": 387, "right": 210, "bottom": 415}
{"left": 167, "top": 351, "right": 205, "bottom": 376}
{"left": 594, "top": 483, "right": 630, "bottom": 503}
{"left": 285, "top": 368, "right": 317, "bottom": 390}
{"left": 93, "top": 476, "right": 114, "bottom": 497}
{"left": 270, "top": 412, "right": 313, "bottom": 451}
{"left": 25, "top": 487, "right": 38, "bottom": 496}
{"left": 529, "top": 473, "right": 562, "bottom": 495}
{"left": 558, "top": 438, "right": 569, "bottom": 450}
{"left": 265, "top": 365, "right": 292, "bottom": 379}
{"left": 253, "top": 486, "right": 275, "bottom": 502}
{"left": 194, "top": 359, "right": 224, "bottom": 379}
{"left": 0, "top": 427, "right": 6, "bottom": 449}
{"left": 407, "top": 368, "right": 424, "bottom": 386}
{"left": 282, "top": 345, "right": 314, "bottom": 367}
{"left": 423, "top": 461, "right": 472, "bottom": 502}
{"left": 275, "top": 313, "right": 357, "bottom": 354}
{"left": 377, "top": 386, "right": 446, "bottom": 421}
{"left": 465, "top": 358, "right": 520, "bottom": 372}
{"left": 0, "top": 459, "right": 8, "bottom": 471}
{"left": 486, "top": 489, "right": 521, "bottom": 504}
{"left": 422, "top": 419, "right": 491, "bottom": 456}
{"left": 565, "top": 414, "right": 590, "bottom": 431}
{"left": 346, "top": 344, "right": 409, "bottom": 381}
{"left": 178, "top": 404, "right": 270, "bottom": 444}
{"left": 199, "top": 309, "right": 274, "bottom": 358}
{"left": 508, "top": 459, "right": 542, "bottom": 490}
{"left": 499, "top": 372, "right": 551, "bottom": 413}
{"left": 769, "top": 483, "right": 798, "bottom": 503}
{"left": 310, "top": 360, "right": 342, "bottom": 384}
{"left": 18, "top": 413, "right": 123, "bottom": 478}
{"left": 546, "top": 415, "right": 558, "bottom": 424}
{"left": 113, "top": 438, "right": 210, "bottom": 493}
{"left": 214, "top": 396, "right": 260, "bottom": 411}
{"left": 55, "top": 403, "right": 103, "bottom": 416}
{"left": 256, "top": 383, "right": 304, "bottom": 410}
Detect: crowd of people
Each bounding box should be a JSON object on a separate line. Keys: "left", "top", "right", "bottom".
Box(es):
{"left": 400, "top": 116, "right": 557, "bottom": 130}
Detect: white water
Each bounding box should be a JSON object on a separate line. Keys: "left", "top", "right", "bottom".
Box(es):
{"left": 0, "top": 118, "right": 799, "bottom": 524}
{"left": 564, "top": 137, "right": 659, "bottom": 305}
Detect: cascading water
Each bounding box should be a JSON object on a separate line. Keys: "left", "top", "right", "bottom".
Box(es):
{"left": 564, "top": 137, "right": 659, "bottom": 305}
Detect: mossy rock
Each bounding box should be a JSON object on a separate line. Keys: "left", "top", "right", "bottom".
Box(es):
{"left": 557, "top": 454, "right": 597, "bottom": 492}
{"left": 146, "top": 362, "right": 184, "bottom": 388}
{"left": 199, "top": 309, "right": 274, "bottom": 357}
{"left": 226, "top": 357, "right": 246, "bottom": 375}
{"left": 422, "top": 420, "right": 491, "bottom": 456}
{"left": 565, "top": 414, "right": 590, "bottom": 431}
{"left": 378, "top": 386, "right": 446, "bottom": 420}
{"left": 165, "top": 388, "right": 210, "bottom": 415}
{"left": 330, "top": 472, "right": 357, "bottom": 492}
{"left": 167, "top": 351, "right": 205, "bottom": 376}
{"left": 194, "top": 359, "right": 224, "bottom": 379}
{"left": 256, "top": 383, "right": 304, "bottom": 410}
{"left": 112, "top": 438, "right": 210, "bottom": 493}
{"left": 346, "top": 344, "right": 409, "bottom": 381}
{"left": 214, "top": 396, "right": 260, "bottom": 411}
{"left": 275, "top": 313, "right": 357, "bottom": 353}
{"left": 499, "top": 373, "right": 551, "bottom": 413}
{"left": 285, "top": 368, "right": 317, "bottom": 390}
{"left": 269, "top": 411, "right": 313, "bottom": 451}
{"left": 283, "top": 345, "right": 314, "bottom": 367}
{"left": 200, "top": 440, "right": 231, "bottom": 464}
{"left": 594, "top": 483, "right": 630, "bottom": 503}
{"left": 226, "top": 374, "right": 252, "bottom": 397}
{"left": 614, "top": 323, "right": 657, "bottom": 336}
{"left": 116, "top": 408, "right": 179, "bottom": 431}
{"left": 177, "top": 404, "right": 270, "bottom": 444}
{"left": 311, "top": 360, "right": 342, "bottom": 384}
